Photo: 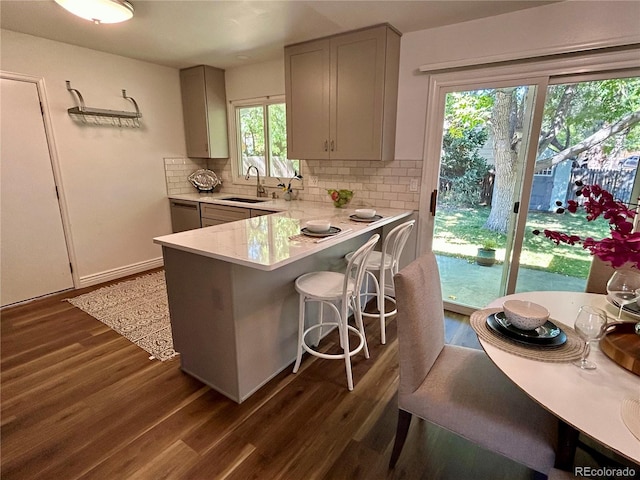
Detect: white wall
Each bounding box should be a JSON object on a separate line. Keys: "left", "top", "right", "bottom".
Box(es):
{"left": 395, "top": 0, "right": 640, "bottom": 161}
{"left": 1, "top": 29, "right": 187, "bottom": 285}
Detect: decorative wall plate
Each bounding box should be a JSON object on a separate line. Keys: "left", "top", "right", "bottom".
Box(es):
{"left": 188, "top": 169, "right": 221, "bottom": 192}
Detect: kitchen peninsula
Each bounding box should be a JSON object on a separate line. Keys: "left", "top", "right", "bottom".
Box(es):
{"left": 154, "top": 200, "right": 413, "bottom": 403}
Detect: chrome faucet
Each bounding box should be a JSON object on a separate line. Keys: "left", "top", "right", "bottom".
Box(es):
{"left": 245, "top": 165, "right": 267, "bottom": 197}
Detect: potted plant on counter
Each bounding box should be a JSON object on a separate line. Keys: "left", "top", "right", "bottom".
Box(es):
{"left": 277, "top": 172, "right": 302, "bottom": 201}
{"left": 476, "top": 239, "right": 498, "bottom": 266}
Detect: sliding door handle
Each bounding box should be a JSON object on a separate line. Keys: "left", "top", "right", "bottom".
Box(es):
{"left": 430, "top": 189, "right": 438, "bottom": 216}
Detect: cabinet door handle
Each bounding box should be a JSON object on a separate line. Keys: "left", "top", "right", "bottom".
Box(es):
{"left": 324, "top": 140, "right": 328, "bottom": 152}
{"left": 330, "top": 140, "right": 335, "bottom": 151}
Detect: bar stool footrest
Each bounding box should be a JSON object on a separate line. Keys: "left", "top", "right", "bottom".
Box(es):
{"left": 362, "top": 295, "right": 397, "bottom": 318}
{"left": 301, "top": 323, "right": 365, "bottom": 360}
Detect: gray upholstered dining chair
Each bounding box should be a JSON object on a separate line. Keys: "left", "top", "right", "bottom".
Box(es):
{"left": 585, "top": 257, "right": 614, "bottom": 294}
{"left": 388, "top": 252, "right": 559, "bottom": 476}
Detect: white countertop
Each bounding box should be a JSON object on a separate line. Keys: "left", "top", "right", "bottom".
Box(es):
{"left": 168, "top": 192, "right": 290, "bottom": 212}
{"left": 156, "top": 197, "right": 413, "bottom": 271}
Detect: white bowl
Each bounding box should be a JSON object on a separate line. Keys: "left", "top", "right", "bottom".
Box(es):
{"left": 503, "top": 300, "right": 549, "bottom": 330}
{"left": 306, "top": 220, "right": 331, "bottom": 233}
{"left": 355, "top": 208, "right": 376, "bottom": 219}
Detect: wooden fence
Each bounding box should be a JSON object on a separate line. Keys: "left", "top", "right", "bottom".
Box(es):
{"left": 567, "top": 167, "right": 636, "bottom": 205}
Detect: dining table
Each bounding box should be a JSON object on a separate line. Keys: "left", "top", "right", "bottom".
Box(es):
{"left": 472, "top": 291, "right": 640, "bottom": 469}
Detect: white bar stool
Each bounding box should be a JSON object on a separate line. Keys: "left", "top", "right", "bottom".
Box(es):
{"left": 345, "top": 220, "right": 415, "bottom": 344}
{"left": 292, "top": 234, "right": 380, "bottom": 390}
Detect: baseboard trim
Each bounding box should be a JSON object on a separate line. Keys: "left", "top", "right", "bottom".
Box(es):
{"left": 78, "top": 258, "right": 164, "bottom": 288}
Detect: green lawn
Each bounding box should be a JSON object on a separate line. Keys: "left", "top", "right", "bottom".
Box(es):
{"left": 433, "top": 206, "right": 611, "bottom": 278}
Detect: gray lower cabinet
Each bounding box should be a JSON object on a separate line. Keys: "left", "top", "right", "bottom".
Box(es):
{"left": 250, "top": 209, "right": 277, "bottom": 218}
{"left": 170, "top": 200, "right": 277, "bottom": 230}
{"left": 201, "top": 204, "right": 250, "bottom": 227}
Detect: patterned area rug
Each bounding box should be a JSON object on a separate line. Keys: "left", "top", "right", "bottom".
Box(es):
{"left": 67, "top": 271, "right": 178, "bottom": 361}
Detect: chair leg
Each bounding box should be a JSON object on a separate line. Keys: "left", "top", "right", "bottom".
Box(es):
{"left": 352, "top": 294, "right": 370, "bottom": 359}
{"left": 555, "top": 420, "right": 579, "bottom": 470}
{"left": 292, "top": 294, "right": 306, "bottom": 373}
{"left": 379, "top": 268, "right": 386, "bottom": 344}
{"left": 389, "top": 409, "right": 412, "bottom": 469}
{"left": 340, "top": 303, "right": 354, "bottom": 391}
{"left": 314, "top": 300, "right": 324, "bottom": 347}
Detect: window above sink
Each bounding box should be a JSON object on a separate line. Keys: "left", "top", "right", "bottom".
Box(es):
{"left": 227, "top": 95, "right": 302, "bottom": 190}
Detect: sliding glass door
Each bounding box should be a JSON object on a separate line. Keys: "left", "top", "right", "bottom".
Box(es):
{"left": 514, "top": 75, "right": 640, "bottom": 294}
{"left": 433, "top": 84, "right": 538, "bottom": 309}
{"left": 423, "top": 56, "right": 640, "bottom": 313}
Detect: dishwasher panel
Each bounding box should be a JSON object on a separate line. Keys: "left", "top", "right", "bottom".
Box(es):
{"left": 170, "top": 200, "right": 201, "bottom": 232}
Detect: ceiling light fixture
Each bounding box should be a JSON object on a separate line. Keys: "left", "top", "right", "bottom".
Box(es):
{"left": 54, "top": 0, "right": 134, "bottom": 25}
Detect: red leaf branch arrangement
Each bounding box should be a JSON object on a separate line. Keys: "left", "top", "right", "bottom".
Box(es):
{"left": 532, "top": 181, "right": 640, "bottom": 269}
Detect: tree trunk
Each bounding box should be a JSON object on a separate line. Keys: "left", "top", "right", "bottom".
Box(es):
{"left": 485, "top": 89, "right": 519, "bottom": 233}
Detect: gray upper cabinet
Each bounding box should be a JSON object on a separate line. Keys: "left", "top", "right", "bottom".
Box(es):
{"left": 180, "top": 65, "right": 229, "bottom": 159}
{"left": 285, "top": 24, "right": 401, "bottom": 161}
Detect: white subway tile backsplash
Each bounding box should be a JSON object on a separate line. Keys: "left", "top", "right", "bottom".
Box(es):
{"left": 397, "top": 192, "right": 416, "bottom": 202}
{"left": 163, "top": 156, "right": 423, "bottom": 210}
{"left": 163, "top": 157, "right": 207, "bottom": 195}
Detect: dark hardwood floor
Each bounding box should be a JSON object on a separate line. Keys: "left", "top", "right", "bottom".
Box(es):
{"left": 1, "top": 273, "right": 547, "bottom": 479}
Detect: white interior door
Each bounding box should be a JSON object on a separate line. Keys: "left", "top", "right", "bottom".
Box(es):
{"left": 1, "top": 78, "right": 73, "bottom": 306}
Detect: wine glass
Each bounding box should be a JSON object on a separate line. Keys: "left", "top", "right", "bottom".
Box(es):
{"left": 573, "top": 305, "right": 608, "bottom": 370}
{"left": 606, "top": 270, "right": 640, "bottom": 319}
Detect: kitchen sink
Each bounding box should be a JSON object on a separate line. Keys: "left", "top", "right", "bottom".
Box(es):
{"left": 219, "top": 197, "right": 268, "bottom": 203}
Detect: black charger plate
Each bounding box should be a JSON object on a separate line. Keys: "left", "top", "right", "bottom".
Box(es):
{"left": 349, "top": 214, "right": 383, "bottom": 223}
{"left": 486, "top": 312, "right": 567, "bottom": 346}
{"left": 301, "top": 226, "right": 341, "bottom": 238}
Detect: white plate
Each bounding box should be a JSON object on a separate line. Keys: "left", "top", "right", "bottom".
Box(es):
{"left": 605, "top": 295, "right": 640, "bottom": 320}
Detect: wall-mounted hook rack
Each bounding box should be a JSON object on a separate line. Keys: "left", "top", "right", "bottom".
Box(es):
{"left": 66, "top": 80, "right": 142, "bottom": 127}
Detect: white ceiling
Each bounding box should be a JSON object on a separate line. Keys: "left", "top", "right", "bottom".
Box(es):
{"left": 0, "top": 0, "right": 558, "bottom": 69}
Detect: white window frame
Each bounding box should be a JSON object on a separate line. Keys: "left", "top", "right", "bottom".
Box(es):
{"left": 417, "top": 48, "right": 639, "bottom": 314}
{"left": 418, "top": 48, "right": 640, "bottom": 260}
{"left": 228, "top": 95, "right": 299, "bottom": 189}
